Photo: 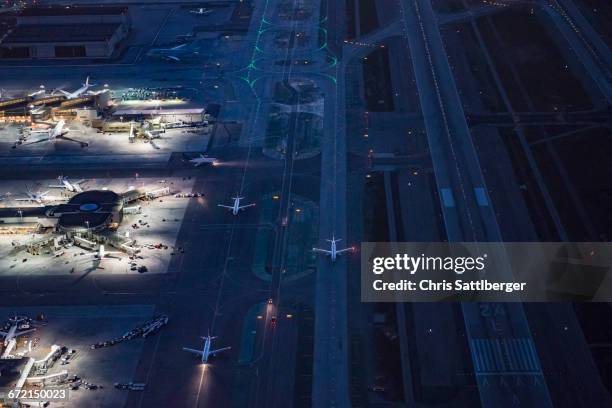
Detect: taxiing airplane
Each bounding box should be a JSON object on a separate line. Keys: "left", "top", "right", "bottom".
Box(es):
{"left": 146, "top": 43, "right": 201, "bottom": 62}
{"left": 182, "top": 332, "right": 230, "bottom": 363}
{"left": 58, "top": 76, "right": 95, "bottom": 99}
{"left": 190, "top": 7, "right": 212, "bottom": 15}
{"left": 16, "top": 189, "right": 60, "bottom": 204}
{"left": 218, "top": 197, "right": 256, "bottom": 215}
{"left": 189, "top": 154, "right": 219, "bottom": 167}
{"left": 312, "top": 236, "right": 355, "bottom": 262}
{"left": 48, "top": 176, "right": 86, "bottom": 193}
{"left": 0, "top": 316, "right": 35, "bottom": 347}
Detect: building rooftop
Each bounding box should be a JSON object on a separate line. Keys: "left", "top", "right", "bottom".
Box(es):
{"left": 19, "top": 6, "right": 128, "bottom": 17}
{"left": 3, "top": 23, "right": 121, "bottom": 43}
{"left": 113, "top": 108, "right": 205, "bottom": 116}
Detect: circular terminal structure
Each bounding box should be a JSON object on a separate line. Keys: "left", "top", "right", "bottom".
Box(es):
{"left": 53, "top": 190, "right": 123, "bottom": 232}
{"left": 79, "top": 203, "right": 100, "bottom": 212}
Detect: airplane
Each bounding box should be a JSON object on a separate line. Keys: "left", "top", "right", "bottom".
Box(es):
{"left": 27, "top": 120, "right": 68, "bottom": 140}
{"left": 312, "top": 236, "right": 355, "bottom": 262}
{"left": 28, "top": 85, "right": 46, "bottom": 98}
{"left": 218, "top": 197, "right": 256, "bottom": 215}
{"left": 190, "top": 7, "right": 212, "bottom": 15}
{"left": 58, "top": 76, "right": 95, "bottom": 99}
{"left": 29, "top": 104, "right": 47, "bottom": 115}
{"left": 182, "top": 332, "right": 230, "bottom": 363}
{"left": 24, "top": 120, "right": 88, "bottom": 147}
{"left": 48, "top": 176, "right": 86, "bottom": 193}
{"left": 94, "top": 245, "right": 123, "bottom": 260}
{"left": 16, "top": 189, "right": 60, "bottom": 204}
{"left": 143, "top": 130, "right": 163, "bottom": 149}
{"left": 0, "top": 316, "right": 36, "bottom": 347}
{"left": 189, "top": 154, "right": 219, "bottom": 167}
{"left": 146, "top": 43, "right": 201, "bottom": 62}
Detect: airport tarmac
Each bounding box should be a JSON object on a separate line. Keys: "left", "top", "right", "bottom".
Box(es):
{"left": 0, "top": 305, "right": 155, "bottom": 408}
{"left": 0, "top": 123, "right": 213, "bottom": 157}
{"left": 0, "top": 177, "right": 194, "bottom": 277}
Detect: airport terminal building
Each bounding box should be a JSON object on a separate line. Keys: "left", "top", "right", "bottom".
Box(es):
{"left": 0, "top": 6, "right": 131, "bottom": 59}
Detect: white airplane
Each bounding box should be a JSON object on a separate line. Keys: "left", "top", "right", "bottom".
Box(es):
{"left": 94, "top": 245, "right": 123, "bottom": 260}
{"left": 48, "top": 176, "right": 86, "bottom": 193}
{"left": 312, "top": 236, "right": 355, "bottom": 262}
{"left": 25, "top": 120, "right": 88, "bottom": 147}
{"left": 58, "top": 76, "right": 95, "bottom": 99}
{"left": 147, "top": 43, "right": 200, "bottom": 62}
{"left": 143, "top": 130, "right": 163, "bottom": 149}
{"left": 182, "top": 332, "right": 230, "bottom": 363}
{"left": 189, "top": 154, "right": 219, "bottom": 167}
{"left": 0, "top": 316, "right": 35, "bottom": 347}
{"left": 16, "top": 189, "right": 60, "bottom": 203}
{"left": 28, "top": 120, "right": 69, "bottom": 141}
{"left": 29, "top": 104, "right": 47, "bottom": 115}
{"left": 218, "top": 197, "right": 256, "bottom": 215}
{"left": 190, "top": 7, "right": 212, "bottom": 15}
{"left": 28, "top": 86, "right": 46, "bottom": 98}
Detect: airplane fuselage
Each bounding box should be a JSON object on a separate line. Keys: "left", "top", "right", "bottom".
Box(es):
{"left": 202, "top": 337, "right": 212, "bottom": 363}
{"left": 4, "top": 325, "right": 17, "bottom": 346}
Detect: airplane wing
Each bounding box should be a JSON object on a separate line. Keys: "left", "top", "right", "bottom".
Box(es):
{"left": 15, "top": 198, "right": 32, "bottom": 201}
{"left": 15, "top": 328, "right": 35, "bottom": 336}
{"left": 163, "top": 55, "right": 181, "bottom": 62}
{"left": 238, "top": 204, "right": 256, "bottom": 210}
{"left": 209, "top": 346, "right": 231, "bottom": 355}
{"left": 171, "top": 44, "right": 187, "bottom": 50}
{"left": 182, "top": 347, "right": 204, "bottom": 356}
{"left": 58, "top": 90, "right": 71, "bottom": 97}
{"left": 312, "top": 248, "right": 332, "bottom": 255}
{"left": 0, "top": 331, "right": 7, "bottom": 337}
{"left": 336, "top": 248, "right": 354, "bottom": 254}
{"left": 218, "top": 205, "right": 233, "bottom": 209}
{"left": 48, "top": 184, "right": 64, "bottom": 188}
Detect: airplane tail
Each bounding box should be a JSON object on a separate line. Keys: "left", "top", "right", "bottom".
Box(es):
{"left": 84, "top": 76, "right": 89, "bottom": 86}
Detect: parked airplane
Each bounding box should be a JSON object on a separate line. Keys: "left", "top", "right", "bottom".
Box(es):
{"left": 29, "top": 104, "right": 47, "bottom": 115}
{"left": 182, "top": 332, "right": 230, "bottom": 363}
{"left": 25, "top": 120, "right": 88, "bottom": 147}
{"left": 28, "top": 85, "right": 46, "bottom": 98}
{"left": 189, "top": 154, "right": 219, "bottom": 167}
{"left": 146, "top": 43, "right": 201, "bottom": 62}
{"left": 29, "top": 119, "right": 68, "bottom": 139}
{"left": 143, "top": 130, "right": 163, "bottom": 149}
{"left": 94, "top": 245, "right": 123, "bottom": 260}
{"left": 190, "top": 7, "right": 212, "bottom": 15}
{"left": 0, "top": 316, "right": 35, "bottom": 347}
{"left": 48, "top": 176, "right": 86, "bottom": 193}
{"left": 218, "top": 197, "right": 256, "bottom": 215}
{"left": 16, "top": 189, "right": 60, "bottom": 203}
{"left": 58, "top": 76, "right": 95, "bottom": 99}
{"left": 312, "top": 236, "right": 355, "bottom": 262}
